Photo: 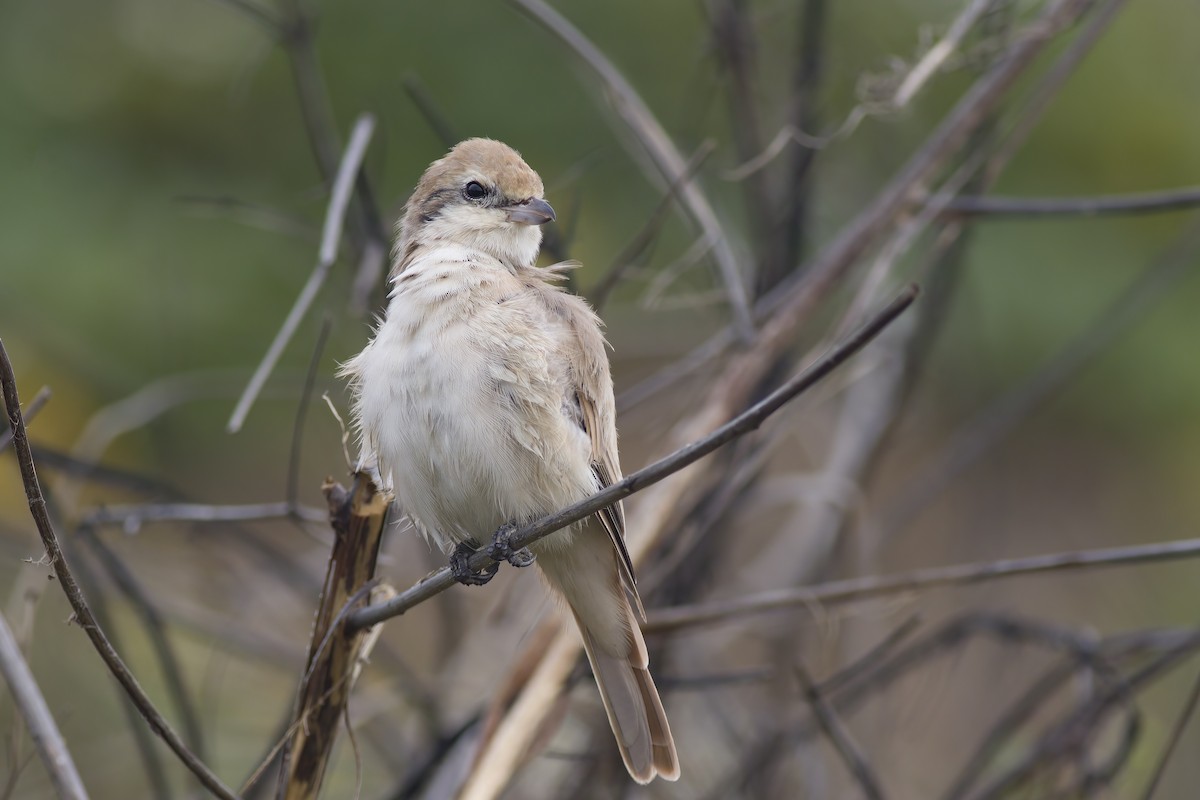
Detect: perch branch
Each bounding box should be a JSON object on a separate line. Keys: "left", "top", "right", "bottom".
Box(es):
{"left": 347, "top": 285, "right": 917, "bottom": 631}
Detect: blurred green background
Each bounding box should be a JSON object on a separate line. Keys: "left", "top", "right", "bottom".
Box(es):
{"left": 2, "top": 0, "right": 1200, "bottom": 797}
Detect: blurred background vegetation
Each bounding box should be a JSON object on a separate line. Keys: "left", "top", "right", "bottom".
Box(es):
{"left": 2, "top": 0, "right": 1200, "bottom": 798}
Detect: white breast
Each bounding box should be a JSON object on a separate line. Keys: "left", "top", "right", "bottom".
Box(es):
{"left": 346, "top": 245, "right": 596, "bottom": 551}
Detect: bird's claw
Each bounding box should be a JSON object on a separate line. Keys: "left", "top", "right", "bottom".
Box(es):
{"left": 448, "top": 523, "right": 534, "bottom": 586}
{"left": 487, "top": 522, "right": 536, "bottom": 569}
{"left": 449, "top": 542, "right": 499, "bottom": 586}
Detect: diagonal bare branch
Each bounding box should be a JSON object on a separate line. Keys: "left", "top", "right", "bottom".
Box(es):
{"left": 795, "top": 664, "right": 887, "bottom": 800}
{"left": 618, "top": 0, "right": 1097, "bottom": 413}
{"left": 1140, "top": 665, "right": 1200, "bottom": 800}
{"left": 506, "top": 0, "right": 756, "bottom": 340}
{"left": 0, "top": 609, "right": 89, "bottom": 800}
{"left": 0, "top": 339, "right": 240, "bottom": 800}
{"left": 589, "top": 140, "right": 716, "bottom": 311}
{"left": 347, "top": 286, "right": 917, "bottom": 631}
{"left": 0, "top": 385, "right": 49, "bottom": 454}
{"left": 228, "top": 114, "right": 375, "bottom": 433}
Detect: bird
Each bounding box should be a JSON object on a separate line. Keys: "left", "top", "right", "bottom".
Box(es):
{"left": 340, "top": 138, "right": 679, "bottom": 783}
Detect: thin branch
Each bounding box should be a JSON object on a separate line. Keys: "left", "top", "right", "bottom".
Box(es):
{"left": 278, "top": 1, "right": 339, "bottom": 183}
{"left": 941, "top": 659, "right": 1081, "bottom": 800}
{"left": 287, "top": 316, "right": 332, "bottom": 510}
{"left": 970, "top": 632, "right": 1200, "bottom": 800}
{"left": 723, "top": 0, "right": 994, "bottom": 184}
{"left": 62, "top": 541, "right": 173, "bottom": 798}
{"left": 795, "top": 665, "right": 887, "bottom": 800}
{"left": 28, "top": 444, "right": 175, "bottom": 496}
{"left": 776, "top": 0, "right": 827, "bottom": 284}
{"left": 78, "top": 528, "right": 208, "bottom": 768}
{"left": 506, "top": 0, "right": 756, "bottom": 341}
{"left": 893, "top": 0, "right": 996, "bottom": 108}
{"left": 940, "top": 185, "right": 1200, "bottom": 218}
{"left": 618, "top": 0, "right": 1095, "bottom": 413}
{"left": 0, "top": 339, "right": 240, "bottom": 800}
{"left": 983, "top": 0, "right": 1129, "bottom": 184}
{"left": 705, "top": 0, "right": 773, "bottom": 283}
{"left": 401, "top": 73, "right": 458, "bottom": 148}
{"left": 818, "top": 615, "right": 923, "bottom": 695}
{"left": 208, "top": 0, "right": 284, "bottom": 35}
{"left": 0, "top": 609, "right": 89, "bottom": 800}
{"left": 739, "top": 0, "right": 1092, "bottom": 344}
{"left": 270, "top": 0, "right": 388, "bottom": 315}
{"left": 347, "top": 286, "right": 918, "bottom": 631}
{"left": 1139, "top": 665, "right": 1200, "bottom": 800}
{"left": 0, "top": 386, "right": 49, "bottom": 453}
{"left": 882, "top": 216, "right": 1200, "bottom": 537}
{"left": 644, "top": 536, "right": 1200, "bottom": 633}
{"left": 589, "top": 140, "right": 716, "bottom": 311}
{"left": 228, "top": 113, "right": 375, "bottom": 433}
{"left": 83, "top": 501, "right": 326, "bottom": 533}
{"left": 706, "top": 623, "right": 1188, "bottom": 800}
{"left": 174, "top": 195, "right": 317, "bottom": 242}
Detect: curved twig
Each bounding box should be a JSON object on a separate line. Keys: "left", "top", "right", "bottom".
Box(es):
{"left": 0, "top": 339, "right": 241, "bottom": 800}
{"left": 506, "top": 0, "right": 756, "bottom": 341}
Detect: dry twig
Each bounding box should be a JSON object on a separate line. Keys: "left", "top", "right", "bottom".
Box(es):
{"left": 941, "top": 185, "right": 1200, "bottom": 218}
{"left": 0, "top": 386, "right": 49, "bottom": 454}
{"left": 277, "top": 474, "right": 391, "bottom": 800}
{"left": 0, "top": 339, "right": 240, "bottom": 800}
{"left": 0, "top": 609, "right": 89, "bottom": 800}
{"left": 228, "top": 114, "right": 376, "bottom": 433}
{"left": 506, "top": 0, "right": 756, "bottom": 340}
{"left": 645, "top": 536, "right": 1200, "bottom": 633}
{"left": 795, "top": 664, "right": 887, "bottom": 800}
{"left": 1139, "top": 666, "right": 1200, "bottom": 799}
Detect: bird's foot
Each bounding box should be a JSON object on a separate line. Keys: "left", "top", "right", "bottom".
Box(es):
{"left": 449, "top": 542, "right": 499, "bottom": 586}
{"left": 487, "top": 522, "right": 536, "bottom": 569}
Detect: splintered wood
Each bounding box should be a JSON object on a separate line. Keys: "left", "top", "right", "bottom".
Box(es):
{"left": 278, "top": 473, "right": 392, "bottom": 800}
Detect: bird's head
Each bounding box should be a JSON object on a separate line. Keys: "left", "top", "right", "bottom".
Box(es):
{"left": 396, "top": 138, "right": 555, "bottom": 270}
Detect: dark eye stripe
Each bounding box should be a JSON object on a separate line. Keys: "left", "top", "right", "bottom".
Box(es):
{"left": 418, "top": 187, "right": 456, "bottom": 222}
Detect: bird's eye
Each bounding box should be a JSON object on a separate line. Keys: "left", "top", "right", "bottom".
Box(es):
{"left": 463, "top": 181, "right": 488, "bottom": 201}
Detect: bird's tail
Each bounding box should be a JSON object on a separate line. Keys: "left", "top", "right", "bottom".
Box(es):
{"left": 536, "top": 531, "right": 679, "bottom": 783}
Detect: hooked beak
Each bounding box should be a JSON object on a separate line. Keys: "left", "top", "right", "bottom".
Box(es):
{"left": 505, "top": 197, "right": 556, "bottom": 226}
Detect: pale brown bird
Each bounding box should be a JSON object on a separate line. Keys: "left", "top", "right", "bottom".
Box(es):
{"left": 341, "top": 138, "right": 679, "bottom": 783}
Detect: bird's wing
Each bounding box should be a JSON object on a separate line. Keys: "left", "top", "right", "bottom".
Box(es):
{"left": 551, "top": 288, "right": 645, "bottom": 620}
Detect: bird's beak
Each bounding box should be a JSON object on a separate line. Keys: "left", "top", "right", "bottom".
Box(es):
{"left": 505, "top": 197, "right": 556, "bottom": 226}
